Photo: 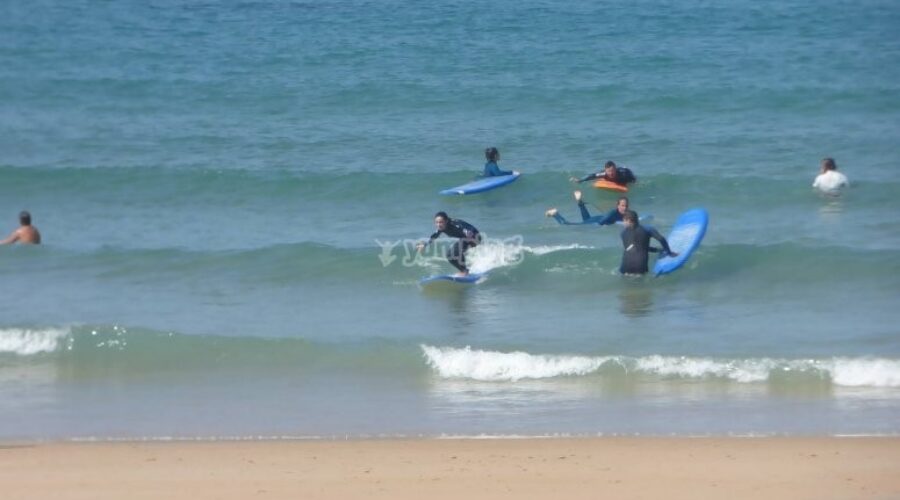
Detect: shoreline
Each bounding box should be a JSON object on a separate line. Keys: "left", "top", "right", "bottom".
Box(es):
{"left": 6, "top": 431, "right": 900, "bottom": 444}
{"left": 2, "top": 436, "right": 898, "bottom": 499}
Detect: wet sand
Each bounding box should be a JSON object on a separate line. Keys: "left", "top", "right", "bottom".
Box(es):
{"left": 2, "top": 437, "right": 898, "bottom": 500}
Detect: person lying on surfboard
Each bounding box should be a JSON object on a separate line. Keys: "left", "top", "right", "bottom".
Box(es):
{"left": 619, "top": 210, "right": 677, "bottom": 275}
{"left": 416, "top": 212, "right": 482, "bottom": 277}
{"left": 483, "top": 147, "right": 513, "bottom": 177}
{"left": 545, "top": 191, "right": 629, "bottom": 226}
{"left": 570, "top": 161, "right": 636, "bottom": 187}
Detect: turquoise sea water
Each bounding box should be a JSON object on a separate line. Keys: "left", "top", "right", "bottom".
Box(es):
{"left": 2, "top": 0, "right": 899, "bottom": 440}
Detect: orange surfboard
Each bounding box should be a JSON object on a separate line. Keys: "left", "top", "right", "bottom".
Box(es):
{"left": 593, "top": 179, "right": 629, "bottom": 192}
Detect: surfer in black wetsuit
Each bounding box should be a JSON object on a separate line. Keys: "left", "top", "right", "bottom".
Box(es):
{"left": 571, "top": 161, "right": 636, "bottom": 187}
{"left": 619, "top": 210, "right": 677, "bottom": 275}
{"left": 416, "top": 212, "right": 482, "bottom": 276}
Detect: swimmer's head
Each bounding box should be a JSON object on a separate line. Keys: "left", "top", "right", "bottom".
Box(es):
{"left": 604, "top": 161, "right": 617, "bottom": 177}
{"left": 623, "top": 210, "right": 639, "bottom": 227}
{"left": 434, "top": 211, "right": 449, "bottom": 230}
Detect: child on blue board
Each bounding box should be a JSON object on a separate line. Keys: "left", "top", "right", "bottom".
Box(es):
{"left": 483, "top": 147, "right": 513, "bottom": 177}
{"left": 416, "top": 212, "right": 482, "bottom": 277}
{"left": 571, "top": 160, "right": 636, "bottom": 187}
{"left": 545, "top": 191, "right": 629, "bottom": 225}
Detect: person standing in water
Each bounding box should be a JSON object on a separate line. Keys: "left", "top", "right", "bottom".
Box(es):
{"left": 813, "top": 157, "right": 849, "bottom": 194}
{"left": 619, "top": 210, "right": 676, "bottom": 275}
{"left": 416, "top": 212, "right": 482, "bottom": 276}
{"left": 1, "top": 211, "right": 41, "bottom": 245}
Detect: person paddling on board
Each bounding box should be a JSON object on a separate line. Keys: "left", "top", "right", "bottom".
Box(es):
{"left": 619, "top": 210, "right": 677, "bottom": 275}
{"left": 570, "top": 161, "right": 636, "bottom": 187}
{"left": 483, "top": 147, "right": 513, "bottom": 177}
{"left": 1, "top": 211, "right": 42, "bottom": 245}
{"left": 416, "top": 212, "right": 482, "bottom": 277}
{"left": 545, "top": 191, "right": 629, "bottom": 226}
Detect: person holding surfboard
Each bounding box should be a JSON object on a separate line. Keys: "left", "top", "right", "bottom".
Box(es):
{"left": 483, "top": 147, "right": 513, "bottom": 177}
{"left": 619, "top": 210, "right": 676, "bottom": 275}
{"left": 545, "top": 191, "right": 629, "bottom": 226}
{"left": 416, "top": 212, "right": 482, "bottom": 277}
{"left": 571, "top": 161, "right": 636, "bottom": 187}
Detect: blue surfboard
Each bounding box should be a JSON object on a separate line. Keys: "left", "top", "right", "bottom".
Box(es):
{"left": 653, "top": 208, "right": 709, "bottom": 276}
{"left": 419, "top": 272, "right": 487, "bottom": 286}
{"left": 440, "top": 172, "right": 521, "bottom": 195}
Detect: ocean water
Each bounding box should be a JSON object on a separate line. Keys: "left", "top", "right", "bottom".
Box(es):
{"left": 1, "top": 0, "right": 899, "bottom": 440}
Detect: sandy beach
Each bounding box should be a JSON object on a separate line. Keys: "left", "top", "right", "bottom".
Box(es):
{"left": 2, "top": 437, "right": 898, "bottom": 500}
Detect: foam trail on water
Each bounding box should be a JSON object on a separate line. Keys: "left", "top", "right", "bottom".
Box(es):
{"left": 466, "top": 242, "right": 594, "bottom": 273}
{"left": 523, "top": 244, "right": 595, "bottom": 256}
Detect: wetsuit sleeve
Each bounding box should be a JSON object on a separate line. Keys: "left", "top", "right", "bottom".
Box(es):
{"left": 426, "top": 231, "right": 441, "bottom": 245}
{"left": 619, "top": 168, "right": 636, "bottom": 183}
{"left": 647, "top": 227, "right": 673, "bottom": 255}
{"left": 577, "top": 172, "right": 602, "bottom": 183}
{"left": 596, "top": 208, "right": 620, "bottom": 226}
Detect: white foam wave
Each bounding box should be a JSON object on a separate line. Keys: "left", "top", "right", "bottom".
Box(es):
{"left": 421, "top": 346, "right": 900, "bottom": 387}
{"left": 0, "top": 327, "right": 71, "bottom": 355}
{"left": 465, "top": 243, "right": 520, "bottom": 273}
{"left": 633, "top": 355, "right": 775, "bottom": 383}
{"left": 830, "top": 358, "right": 900, "bottom": 387}
{"left": 421, "top": 345, "right": 610, "bottom": 381}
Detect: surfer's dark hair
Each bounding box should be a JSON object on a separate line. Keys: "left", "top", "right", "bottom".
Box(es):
{"left": 485, "top": 147, "right": 500, "bottom": 162}
{"left": 19, "top": 211, "right": 31, "bottom": 225}
{"left": 822, "top": 157, "right": 837, "bottom": 171}
{"left": 623, "top": 210, "right": 639, "bottom": 224}
{"left": 434, "top": 211, "right": 449, "bottom": 221}
{"left": 604, "top": 161, "right": 617, "bottom": 169}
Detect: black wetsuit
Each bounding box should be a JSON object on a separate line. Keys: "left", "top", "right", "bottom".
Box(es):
{"left": 619, "top": 224, "right": 672, "bottom": 275}
{"left": 429, "top": 219, "right": 482, "bottom": 273}
{"left": 578, "top": 167, "right": 637, "bottom": 186}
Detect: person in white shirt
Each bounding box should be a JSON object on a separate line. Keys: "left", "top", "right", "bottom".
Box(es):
{"left": 812, "top": 157, "right": 849, "bottom": 193}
